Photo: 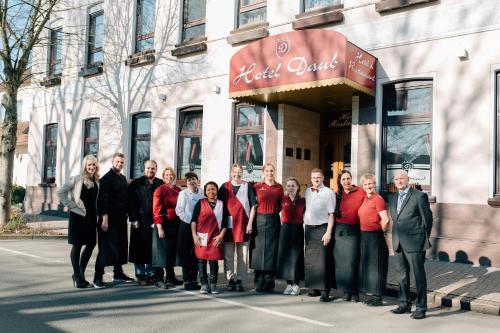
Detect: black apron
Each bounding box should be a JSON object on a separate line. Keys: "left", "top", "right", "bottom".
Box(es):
{"left": 152, "top": 218, "right": 180, "bottom": 268}
{"left": 360, "top": 230, "right": 388, "bottom": 296}
{"left": 129, "top": 214, "right": 153, "bottom": 264}
{"left": 176, "top": 222, "right": 197, "bottom": 267}
{"left": 304, "top": 224, "right": 334, "bottom": 291}
{"left": 96, "top": 213, "right": 128, "bottom": 267}
{"left": 68, "top": 180, "right": 98, "bottom": 246}
{"left": 249, "top": 213, "right": 280, "bottom": 271}
{"left": 276, "top": 223, "right": 304, "bottom": 282}
{"left": 333, "top": 222, "right": 361, "bottom": 294}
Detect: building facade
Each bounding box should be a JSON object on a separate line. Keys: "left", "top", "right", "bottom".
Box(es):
{"left": 23, "top": 0, "right": 500, "bottom": 265}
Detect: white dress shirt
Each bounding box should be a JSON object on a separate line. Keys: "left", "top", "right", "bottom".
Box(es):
{"left": 304, "top": 184, "right": 336, "bottom": 226}
{"left": 175, "top": 188, "right": 205, "bottom": 224}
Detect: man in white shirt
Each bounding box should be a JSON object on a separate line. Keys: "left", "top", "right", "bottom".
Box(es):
{"left": 304, "top": 168, "right": 336, "bottom": 302}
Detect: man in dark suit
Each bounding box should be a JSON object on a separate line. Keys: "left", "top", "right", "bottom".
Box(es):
{"left": 389, "top": 170, "right": 433, "bottom": 319}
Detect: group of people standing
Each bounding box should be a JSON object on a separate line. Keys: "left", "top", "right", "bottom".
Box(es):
{"left": 58, "top": 153, "right": 433, "bottom": 320}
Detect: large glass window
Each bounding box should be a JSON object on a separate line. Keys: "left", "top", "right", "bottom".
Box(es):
{"left": 382, "top": 80, "right": 433, "bottom": 192}
{"left": 135, "top": 0, "right": 156, "bottom": 52}
{"left": 83, "top": 118, "right": 100, "bottom": 158}
{"left": 238, "top": 0, "right": 266, "bottom": 28}
{"left": 48, "top": 28, "right": 62, "bottom": 76}
{"left": 131, "top": 112, "right": 151, "bottom": 179}
{"left": 234, "top": 104, "right": 264, "bottom": 182}
{"left": 182, "top": 0, "right": 206, "bottom": 43}
{"left": 44, "top": 124, "right": 58, "bottom": 184}
{"left": 87, "top": 10, "right": 104, "bottom": 65}
{"left": 303, "top": 0, "right": 343, "bottom": 12}
{"left": 178, "top": 107, "right": 203, "bottom": 179}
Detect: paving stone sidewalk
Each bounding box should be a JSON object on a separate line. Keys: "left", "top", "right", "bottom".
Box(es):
{"left": 19, "top": 214, "right": 500, "bottom": 316}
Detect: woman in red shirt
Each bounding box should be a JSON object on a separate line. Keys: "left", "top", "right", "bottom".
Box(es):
{"left": 152, "top": 167, "right": 183, "bottom": 288}
{"left": 358, "top": 173, "right": 390, "bottom": 306}
{"left": 333, "top": 170, "right": 365, "bottom": 302}
{"left": 277, "top": 177, "right": 305, "bottom": 296}
{"left": 247, "top": 163, "right": 283, "bottom": 292}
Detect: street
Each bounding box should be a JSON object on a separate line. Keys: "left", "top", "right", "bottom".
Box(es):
{"left": 0, "top": 239, "right": 497, "bottom": 333}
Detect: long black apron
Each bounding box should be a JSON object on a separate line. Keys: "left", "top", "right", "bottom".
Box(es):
{"left": 96, "top": 213, "right": 128, "bottom": 266}
{"left": 249, "top": 213, "right": 280, "bottom": 271}
{"left": 360, "top": 230, "right": 388, "bottom": 296}
{"left": 176, "top": 222, "right": 197, "bottom": 267}
{"left": 276, "top": 223, "right": 304, "bottom": 282}
{"left": 129, "top": 214, "right": 153, "bottom": 264}
{"left": 333, "top": 222, "right": 360, "bottom": 294}
{"left": 152, "top": 218, "right": 180, "bottom": 268}
{"left": 304, "top": 224, "right": 334, "bottom": 291}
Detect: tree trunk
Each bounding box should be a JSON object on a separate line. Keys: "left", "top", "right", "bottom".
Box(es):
{"left": 0, "top": 88, "right": 19, "bottom": 227}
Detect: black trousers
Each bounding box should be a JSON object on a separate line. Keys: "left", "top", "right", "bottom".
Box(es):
{"left": 198, "top": 260, "right": 219, "bottom": 285}
{"left": 254, "top": 270, "right": 275, "bottom": 292}
{"left": 94, "top": 264, "right": 123, "bottom": 278}
{"left": 182, "top": 261, "right": 199, "bottom": 283}
{"left": 395, "top": 248, "right": 427, "bottom": 311}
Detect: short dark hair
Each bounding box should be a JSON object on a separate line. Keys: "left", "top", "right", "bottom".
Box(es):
{"left": 184, "top": 172, "right": 198, "bottom": 181}
{"left": 113, "top": 152, "right": 125, "bottom": 159}
{"left": 204, "top": 181, "right": 219, "bottom": 196}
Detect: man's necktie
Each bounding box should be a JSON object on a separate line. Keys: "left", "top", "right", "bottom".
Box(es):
{"left": 397, "top": 192, "right": 406, "bottom": 214}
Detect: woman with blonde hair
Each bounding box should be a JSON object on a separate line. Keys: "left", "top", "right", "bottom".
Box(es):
{"left": 58, "top": 154, "right": 100, "bottom": 288}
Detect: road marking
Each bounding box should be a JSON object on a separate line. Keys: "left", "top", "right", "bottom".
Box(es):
{"left": 178, "top": 289, "right": 334, "bottom": 327}
{"left": 0, "top": 246, "right": 64, "bottom": 264}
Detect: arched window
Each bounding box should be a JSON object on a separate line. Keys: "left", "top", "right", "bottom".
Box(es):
{"left": 83, "top": 118, "right": 100, "bottom": 158}
{"left": 131, "top": 112, "right": 152, "bottom": 179}
{"left": 178, "top": 106, "right": 203, "bottom": 180}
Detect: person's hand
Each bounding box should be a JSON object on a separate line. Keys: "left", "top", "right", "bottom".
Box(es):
{"left": 101, "top": 215, "right": 109, "bottom": 232}
{"left": 213, "top": 234, "right": 224, "bottom": 247}
{"left": 246, "top": 225, "right": 253, "bottom": 235}
{"left": 321, "top": 232, "right": 331, "bottom": 246}
{"left": 157, "top": 226, "right": 165, "bottom": 239}
{"left": 193, "top": 234, "right": 202, "bottom": 247}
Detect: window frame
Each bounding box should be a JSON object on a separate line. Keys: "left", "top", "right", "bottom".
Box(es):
{"left": 43, "top": 123, "right": 58, "bottom": 184}
{"left": 83, "top": 118, "right": 100, "bottom": 158}
{"left": 135, "top": 0, "right": 156, "bottom": 53}
{"left": 495, "top": 72, "right": 500, "bottom": 196}
{"left": 381, "top": 79, "right": 433, "bottom": 193}
{"left": 232, "top": 103, "right": 265, "bottom": 181}
{"left": 48, "top": 27, "right": 62, "bottom": 77}
{"left": 87, "top": 9, "right": 104, "bottom": 65}
{"left": 237, "top": 0, "right": 267, "bottom": 28}
{"left": 181, "top": 0, "right": 206, "bottom": 43}
{"left": 130, "top": 112, "right": 152, "bottom": 179}
{"left": 177, "top": 106, "right": 203, "bottom": 180}
{"left": 301, "top": 0, "right": 343, "bottom": 12}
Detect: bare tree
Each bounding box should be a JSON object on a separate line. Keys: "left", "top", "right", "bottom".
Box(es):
{"left": 0, "top": 0, "right": 60, "bottom": 226}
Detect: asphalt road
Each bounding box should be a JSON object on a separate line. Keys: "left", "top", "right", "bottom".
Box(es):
{"left": 0, "top": 239, "right": 498, "bottom": 333}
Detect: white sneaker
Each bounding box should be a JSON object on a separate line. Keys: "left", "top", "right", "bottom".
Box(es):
{"left": 290, "top": 284, "right": 300, "bottom": 296}
{"left": 283, "top": 284, "right": 293, "bottom": 295}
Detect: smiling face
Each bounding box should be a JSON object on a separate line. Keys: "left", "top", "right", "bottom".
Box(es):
{"left": 205, "top": 184, "right": 218, "bottom": 201}
{"left": 263, "top": 165, "right": 275, "bottom": 182}
{"left": 286, "top": 180, "right": 299, "bottom": 197}
{"left": 112, "top": 156, "right": 125, "bottom": 173}
{"left": 187, "top": 177, "right": 198, "bottom": 191}
{"left": 85, "top": 159, "right": 97, "bottom": 176}
{"left": 362, "top": 178, "right": 376, "bottom": 196}
{"left": 144, "top": 161, "right": 157, "bottom": 180}
{"left": 163, "top": 169, "right": 175, "bottom": 185}
{"left": 340, "top": 172, "right": 353, "bottom": 192}
{"left": 394, "top": 170, "right": 410, "bottom": 191}
{"left": 311, "top": 172, "right": 324, "bottom": 188}
{"left": 231, "top": 166, "right": 243, "bottom": 184}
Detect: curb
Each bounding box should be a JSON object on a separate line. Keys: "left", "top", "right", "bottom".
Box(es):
{"left": 386, "top": 283, "right": 500, "bottom": 316}
{"left": 0, "top": 234, "right": 67, "bottom": 240}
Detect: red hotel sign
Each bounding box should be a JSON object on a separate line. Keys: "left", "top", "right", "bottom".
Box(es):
{"left": 229, "top": 29, "right": 376, "bottom": 98}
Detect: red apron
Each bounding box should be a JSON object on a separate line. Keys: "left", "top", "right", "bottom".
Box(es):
{"left": 194, "top": 199, "right": 224, "bottom": 260}
{"left": 222, "top": 181, "right": 250, "bottom": 243}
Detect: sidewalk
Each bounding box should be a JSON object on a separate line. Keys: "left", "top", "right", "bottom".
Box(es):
{"left": 25, "top": 214, "right": 500, "bottom": 316}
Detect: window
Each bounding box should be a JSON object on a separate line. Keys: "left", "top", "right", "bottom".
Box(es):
{"left": 495, "top": 72, "right": 500, "bottom": 197}
{"left": 382, "top": 80, "right": 433, "bottom": 192}
{"left": 233, "top": 104, "right": 264, "bottom": 182}
{"left": 87, "top": 10, "right": 104, "bottom": 65}
{"left": 135, "top": 0, "right": 156, "bottom": 52}
{"left": 238, "top": 0, "right": 266, "bottom": 28}
{"left": 48, "top": 28, "right": 62, "bottom": 76}
{"left": 131, "top": 112, "right": 151, "bottom": 179}
{"left": 182, "top": 0, "right": 206, "bottom": 43}
{"left": 44, "top": 124, "right": 58, "bottom": 184}
{"left": 83, "top": 118, "right": 100, "bottom": 158}
{"left": 178, "top": 107, "right": 203, "bottom": 179}
{"left": 303, "top": 0, "right": 343, "bottom": 12}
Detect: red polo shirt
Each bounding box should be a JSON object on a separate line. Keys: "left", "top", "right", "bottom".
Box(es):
{"left": 358, "top": 193, "right": 386, "bottom": 232}
{"left": 281, "top": 195, "right": 305, "bottom": 224}
{"left": 335, "top": 185, "right": 365, "bottom": 225}
{"left": 254, "top": 181, "right": 283, "bottom": 214}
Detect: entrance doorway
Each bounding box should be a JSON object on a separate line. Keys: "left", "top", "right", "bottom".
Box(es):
{"left": 320, "top": 110, "right": 352, "bottom": 193}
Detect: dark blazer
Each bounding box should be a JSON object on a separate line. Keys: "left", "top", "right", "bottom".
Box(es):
{"left": 389, "top": 188, "right": 433, "bottom": 253}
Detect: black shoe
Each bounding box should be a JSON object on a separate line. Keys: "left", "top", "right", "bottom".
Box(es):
{"left": 72, "top": 274, "right": 88, "bottom": 289}
{"left": 113, "top": 273, "right": 134, "bottom": 282}
{"left": 255, "top": 287, "right": 264, "bottom": 292}
{"left": 308, "top": 290, "right": 321, "bottom": 297}
{"left": 319, "top": 292, "right": 332, "bottom": 302}
{"left": 166, "top": 276, "right": 183, "bottom": 286}
{"left": 351, "top": 293, "right": 360, "bottom": 302}
{"left": 235, "top": 280, "right": 244, "bottom": 292}
{"left": 411, "top": 311, "right": 426, "bottom": 320}
{"left": 364, "top": 296, "right": 383, "bottom": 307}
{"left": 342, "top": 292, "right": 351, "bottom": 301}
{"left": 154, "top": 280, "right": 168, "bottom": 289}
{"left": 391, "top": 305, "right": 411, "bottom": 314}
{"left": 191, "top": 282, "right": 201, "bottom": 290}
{"left": 93, "top": 277, "right": 106, "bottom": 289}
{"left": 227, "top": 279, "right": 236, "bottom": 291}
{"left": 184, "top": 282, "right": 194, "bottom": 290}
